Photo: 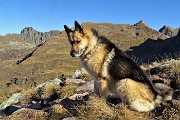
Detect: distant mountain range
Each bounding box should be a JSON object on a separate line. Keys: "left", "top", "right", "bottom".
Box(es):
{"left": 1, "top": 22, "right": 180, "bottom": 46}
{"left": 0, "top": 27, "right": 61, "bottom": 61}
{"left": 0, "top": 20, "right": 179, "bottom": 63}
{"left": 4, "top": 27, "right": 61, "bottom": 45}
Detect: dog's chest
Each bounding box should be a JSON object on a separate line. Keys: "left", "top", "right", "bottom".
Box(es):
{"left": 80, "top": 47, "right": 107, "bottom": 77}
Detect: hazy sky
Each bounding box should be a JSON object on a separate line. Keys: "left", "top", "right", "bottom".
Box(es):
{"left": 0, "top": 0, "right": 179, "bottom": 35}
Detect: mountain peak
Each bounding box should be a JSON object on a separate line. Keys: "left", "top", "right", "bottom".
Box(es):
{"left": 137, "top": 20, "right": 145, "bottom": 24}
{"left": 20, "top": 27, "right": 61, "bottom": 45}
{"left": 159, "top": 25, "right": 178, "bottom": 37}
{"left": 134, "top": 20, "right": 150, "bottom": 28}
{"left": 20, "top": 27, "right": 37, "bottom": 34}
{"left": 159, "top": 25, "right": 174, "bottom": 31}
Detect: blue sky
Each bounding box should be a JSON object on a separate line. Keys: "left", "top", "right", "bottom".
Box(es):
{"left": 0, "top": 0, "right": 179, "bottom": 35}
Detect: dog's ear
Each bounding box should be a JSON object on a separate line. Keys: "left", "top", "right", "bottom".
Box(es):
{"left": 74, "top": 21, "right": 83, "bottom": 33}
{"left": 64, "top": 25, "right": 72, "bottom": 34}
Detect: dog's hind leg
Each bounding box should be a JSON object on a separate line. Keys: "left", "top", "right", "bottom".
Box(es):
{"left": 116, "top": 78, "right": 156, "bottom": 112}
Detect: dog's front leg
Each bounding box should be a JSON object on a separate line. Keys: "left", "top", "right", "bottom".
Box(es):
{"left": 94, "top": 79, "right": 101, "bottom": 96}
{"left": 94, "top": 77, "right": 109, "bottom": 99}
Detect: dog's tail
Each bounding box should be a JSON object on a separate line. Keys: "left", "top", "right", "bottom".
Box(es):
{"left": 154, "top": 83, "right": 173, "bottom": 105}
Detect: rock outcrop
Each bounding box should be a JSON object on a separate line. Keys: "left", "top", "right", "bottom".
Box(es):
{"left": 159, "top": 25, "right": 180, "bottom": 38}
{"left": 134, "top": 20, "right": 150, "bottom": 29}
{"left": 20, "top": 27, "right": 61, "bottom": 45}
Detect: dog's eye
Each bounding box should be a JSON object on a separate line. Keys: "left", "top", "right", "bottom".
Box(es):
{"left": 74, "top": 41, "right": 80, "bottom": 44}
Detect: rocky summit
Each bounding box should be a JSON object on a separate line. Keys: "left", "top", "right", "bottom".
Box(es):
{"left": 20, "top": 27, "right": 61, "bottom": 45}
{"left": 159, "top": 25, "right": 180, "bottom": 38}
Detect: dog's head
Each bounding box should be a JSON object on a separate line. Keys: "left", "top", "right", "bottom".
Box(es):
{"left": 64, "top": 21, "right": 93, "bottom": 57}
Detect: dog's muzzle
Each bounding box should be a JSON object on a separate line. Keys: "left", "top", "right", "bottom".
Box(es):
{"left": 70, "top": 49, "right": 84, "bottom": 57}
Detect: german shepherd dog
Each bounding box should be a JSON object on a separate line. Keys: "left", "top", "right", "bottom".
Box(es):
{"left": 64, "top": 21, "right": 173, "bottom": 112}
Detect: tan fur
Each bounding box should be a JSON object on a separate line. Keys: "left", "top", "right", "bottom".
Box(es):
{"left": 98, "top": 77, "right": 109, "bottom": 98}
{"left": 80, "top": 44, "right": 108, "bottom": 96}
{"left": 64, "top": 21, "right": 173, "bottom": 112}
{"left": 116, "top": 78, "right": 155, "bottom": 111}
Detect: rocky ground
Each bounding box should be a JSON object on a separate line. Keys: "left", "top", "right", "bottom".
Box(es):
{"left": 0, "top": 59, "right": 180, "bottom": 120}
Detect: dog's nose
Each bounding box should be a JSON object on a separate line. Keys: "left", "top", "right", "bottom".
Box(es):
{"left": 70, "top": 51, "right": 75, "bottom": 57}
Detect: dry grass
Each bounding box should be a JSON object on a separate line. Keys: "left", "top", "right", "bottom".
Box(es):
{"left": 39, "top": 84, "right": 61, "bottom": 100}
{"left": 21, "top": 84, "right": 61, "bottom": 101}
{"left": 59, "top": 82, "right": 78, "bottom": 99}
{"left": 21, "top": 81, "right": 78, "bottom": 103}
{"left": 5, "top": 109, "right": 48, "bottom": 120}
{"left": 141, "top": 59, "right": 180, "bottom": 86}
{"left": 48, "top": 104, "right": 70, "bottom": 120}
{"left": 169, "top": 59, "right": 180, "bottom": 85}
{"left": 77, "top": 96, "right": 150, "bottom": 120}
{"left": 152, "top": 105, "right": 180, "bottom": 120}
{"left": 78, "top": 96, "right": 118, "bottom": 120}
{"left": 76, "top": 97, "right": 180, "bottom": 120}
